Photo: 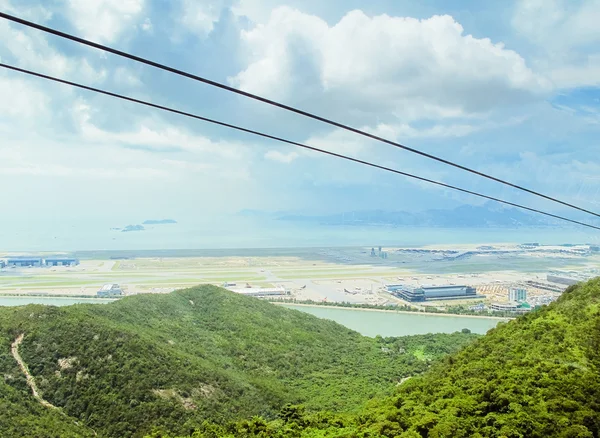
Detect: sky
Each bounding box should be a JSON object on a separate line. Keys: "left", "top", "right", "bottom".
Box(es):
{"left": 1, "top": 0, "right": 600, "bottom": 248}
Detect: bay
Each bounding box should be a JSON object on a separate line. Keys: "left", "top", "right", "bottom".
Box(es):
{"left": 282, "top": 304, "right": 503, "bottom": 337}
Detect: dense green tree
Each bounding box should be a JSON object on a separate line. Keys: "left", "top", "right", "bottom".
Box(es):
{"left": 0, "top": 285, "right": 475, "bottom": 437}
{"left": 162, "top": 279, "right": 600, "bottom": 437}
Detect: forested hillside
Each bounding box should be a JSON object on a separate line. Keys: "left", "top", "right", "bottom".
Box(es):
{"left": 175, "top": 279, "right": 600, "bottom": 437}
{"left": 0, "top": 286, "right": 477, "bottom": 437}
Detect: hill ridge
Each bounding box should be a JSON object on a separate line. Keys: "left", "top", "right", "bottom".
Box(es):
{"left": 0, "top": 285, "right": 478, "bottom": 437}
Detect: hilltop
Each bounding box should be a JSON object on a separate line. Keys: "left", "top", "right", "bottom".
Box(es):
{"left": 0, "top": 286, "right": 476, "bottom": 437}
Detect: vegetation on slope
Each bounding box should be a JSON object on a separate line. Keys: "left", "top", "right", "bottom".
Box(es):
{"left": 0, "top": 285, "right": 477, "bottom": 437}
{"left": 0, "top": 324, "right": 95, "bottom": 437}
{"left": 173, "top": 279, "right": 600, "bottom": 437}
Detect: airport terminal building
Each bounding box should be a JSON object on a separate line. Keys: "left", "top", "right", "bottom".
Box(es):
{"left": 387, "top": 284, "right": 480, "bottom": 302}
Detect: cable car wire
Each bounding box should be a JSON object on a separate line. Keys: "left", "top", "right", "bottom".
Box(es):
{"left": 1, "top": 62, "right": 598, "bottom": 231}
{"left": 1, "top": 12, "right": 599, "bottom": 219}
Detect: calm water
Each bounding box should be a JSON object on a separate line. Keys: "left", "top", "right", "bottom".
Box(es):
{"left": 282, "top": 304, "right": 503, "bottom": 337}
{"left": 1, "top": 215, "right": 597, "bottom": 251}
{"left": 0, "top": 297, "right": 116, "bottom": 306}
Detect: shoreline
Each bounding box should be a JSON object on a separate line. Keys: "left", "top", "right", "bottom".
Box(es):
{"left": 274, "top": 302, "right": 513, "bottom": 321}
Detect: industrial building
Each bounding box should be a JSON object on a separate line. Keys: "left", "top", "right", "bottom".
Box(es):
{"left": 97, "top": 284, "right": 123, "bottom": 297}
{"left": 44, "top": 257, "right": 79, "bottom": 267}
{"left": 387, "top": 284, "right": 480, "bottom": 302}
{"left": 509, "top": 287, "right": 527, "bottom": 302}
{"left": 226, "top": 286, "right": 288, "bottom": 297}
{"left": 2, "top": 256, "right": 79, "bottom": 268}
{"left": 546, "top": 275, "right": 579, "bottom": 286}
{"left": 7, "top": 257, "right": 43, "bottom": 267}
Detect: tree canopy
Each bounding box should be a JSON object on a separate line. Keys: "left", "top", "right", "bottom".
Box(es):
{"left": 0, "top": 285, "right": 477, "bottom": 437}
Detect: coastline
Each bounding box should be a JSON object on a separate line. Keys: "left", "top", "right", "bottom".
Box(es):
{"left": 275, "top": 302, "right": 513, "bottom": 321}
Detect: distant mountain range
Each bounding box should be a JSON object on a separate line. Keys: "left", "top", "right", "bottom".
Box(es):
{"left": 275, "top": 205, "right": 561, "bottom": 228}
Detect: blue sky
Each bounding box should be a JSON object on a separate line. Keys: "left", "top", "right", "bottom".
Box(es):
{"left": 1, "top": 0, "right": 600, "bottom": 237}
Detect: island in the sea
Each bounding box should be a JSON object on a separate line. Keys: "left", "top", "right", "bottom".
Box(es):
{"left": 121, "top": 225, "right": 145, "bottom": 232}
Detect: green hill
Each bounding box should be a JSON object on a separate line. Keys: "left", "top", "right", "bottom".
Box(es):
{"left": 0, "top": 377, "right": 95, "bottom": 437}
{"left": 0, "top": 285, "right": 477, "bottom": 437}
{"left": 188, "top": 279, "right": 600, "bottom": 437}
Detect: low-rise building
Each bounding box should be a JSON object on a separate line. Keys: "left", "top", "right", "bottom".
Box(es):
{"left": 469, "top": 303, "right": 487, "bottom": 312}
{"left": 7, "top": 257, "right": 43, "bottom": 267}
{"left": 491, "top": 302, "right": 518, "bottom": 312}
{"left": 44, "top": 257, "right": 80, "bottom": 267}
{"left": 387, "top": 284, "right": 481, "bottom": 302}
{"left": 491, "top": 301, "right": 531, "bottom": 314}
{"left": 227, "top": 287, "right": 288, "bottom": 297}
{"left": 547, "top": 275, "right": 579, "bottom": 286}
{"left": 97, "top": 284, "right": 123, "bottom": 297}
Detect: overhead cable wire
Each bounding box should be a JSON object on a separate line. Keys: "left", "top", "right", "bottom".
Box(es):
{"left": 1, "top": 11, "right": 598, "bottom": 219}
{"left": 2, "top": 62, "right": 599, "bottom": 231}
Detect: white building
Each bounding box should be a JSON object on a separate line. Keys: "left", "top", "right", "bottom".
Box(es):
{"left": 97, "top": 284, "right": 123, "bottom": 297}
{"left": 227, "top": 287, "right": 288, "bottom": 297}
{"left": 491, "top": 301, "right": 532, "bottom": 314}
{"left": 509, "top": 288, "right": 527, "bottom": 302}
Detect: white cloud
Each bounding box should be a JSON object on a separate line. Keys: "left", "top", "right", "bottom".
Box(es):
{"left": 305, "top": 129, "right": 368, "bottom": 158}
{"left": 0, "top": 162, "right": 167, "bottom": 179}
{"left": 179, "top": 0, "right": 224, "bottom": 37}
{"left": 64, "top": 0, "right": 145, "bottom": 43}
{"left": 231, "top": 0, "right": 278, "bottom": 23}
{"left": 231, "top": 0, "right": 326, "bottom": 23}
{"left": 0, "top": 19, "right": 72, "bottom": 77}
{"left": 0, "top": 0, "right": 53, "bottom": 22}
{"left": 513, "top": 0, "right": 600, "bottom": 49}
{"left": 79, "top": 59, "right": 107, "bottom": 83}
{"left": 0, "top": 11, "right": 106, "bottom": 85}
{"left": 0, "top": 128, "right": 170, "bottom": 180}
{"left": 141, "top": 17, "right": 153, "bottom": 32}
{"left": 114, "top": 67, "right": 142, "bottom": 87}
{"left": 0, "top": 75, "right": 50, "bottom": 119}
{"left": 230, "top": 8, "right": 549, "bottom": 123}
{"left": 549, "top": 54, "right": 600, "bottom": 88}
{"left": 264, "top": 150, "right": 299, "bottom": 163}
{"left": 368, "top": 115, "right": 528, "bottom": 140}
{"left": 72, "top": 100, "right": 250, "bottom": 160}
{"left": 512, "top": 0, "right": 600, "bottom": 89}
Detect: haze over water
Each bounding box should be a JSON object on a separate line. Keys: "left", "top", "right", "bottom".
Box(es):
{"left": 1, "top": 216, "right": 597, "bottom": 252}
